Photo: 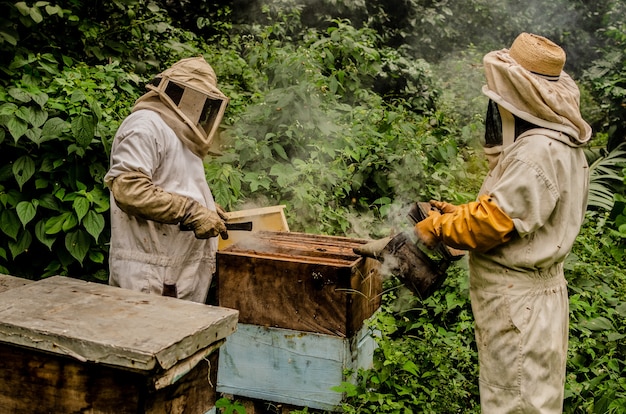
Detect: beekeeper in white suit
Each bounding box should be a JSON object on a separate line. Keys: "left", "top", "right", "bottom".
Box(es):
{"left": 415, "top": 33, "right": 591, "bottom": 412}
{"left": 105, "top": 56, "right": 229, "bottom": 303}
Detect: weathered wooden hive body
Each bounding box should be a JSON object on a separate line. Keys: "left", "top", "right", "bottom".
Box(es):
{"left": 0, "top": 275, "right": 238, "bottom": 414}
{"left": 216, "top": 231, "right": 382, "bottom": 411}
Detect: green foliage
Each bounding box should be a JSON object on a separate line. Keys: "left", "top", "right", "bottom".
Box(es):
{"left": 210, "top": 10, "right": 478, "bottom": 237}
{"left": 335, "top": 263, "right": 480, "bottom": 413}
{"left": 583, "top": 0, "right": 626, "bottom": 152}
{"left": 586, "top": 144, "right": 626, "bottom": 211}
{"left": 0, "top": 0, "right": 206, "bottom": 73}
{"left": 563, "top": 212, "right": 626, "bottom": 413}
{"left": 215, "top": 396, "right": 246, "bottom": 414}
{"left": 0, "top": 55, "right": 141, "bottom": 279}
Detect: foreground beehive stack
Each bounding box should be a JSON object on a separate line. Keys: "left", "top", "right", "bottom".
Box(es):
{"left": 0, "top": 275, "right": 238, "bottom": 414}
{"left": 216, "top": 231, "right": 382, "bottom": 411}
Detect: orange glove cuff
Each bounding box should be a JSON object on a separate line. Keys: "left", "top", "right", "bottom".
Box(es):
{"left": 432, "top": 194, "right": 515, "bottom": 252}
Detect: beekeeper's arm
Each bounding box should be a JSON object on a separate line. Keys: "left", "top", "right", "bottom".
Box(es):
{"left": 109, "top": 172, "right": 227, "bottom": 239}
{"left": 414, "top": 194, "right": 515, "bottom": 252}
{"left": 105, "top": 124, "right": 227, "bottom": 239}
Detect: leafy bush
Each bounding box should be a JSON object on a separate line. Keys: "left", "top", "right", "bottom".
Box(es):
{"left": 564, "top": 212, "right": 626, "bottom": 413}
{"left": 0, "top": 55, "right": 141, "bottom": 279}
{"left": 335, "top": 263, "right": 480, "bottom": 413}
{"left": 209, "top": 9, "right": 479, "bottom": 238}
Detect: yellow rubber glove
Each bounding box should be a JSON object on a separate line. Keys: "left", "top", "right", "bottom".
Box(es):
{"left": 414, "top": 194, "right": 515, "bottom": 252}
{"left": 430, "top": 200, "right": 458, "bottom": 214}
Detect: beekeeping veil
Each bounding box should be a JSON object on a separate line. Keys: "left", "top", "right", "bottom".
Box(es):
{"left": 133, "top": 56, "right": 229, "bottom": 158}
{"left": 481, "top": 33, "right": 591, "bottom": 167}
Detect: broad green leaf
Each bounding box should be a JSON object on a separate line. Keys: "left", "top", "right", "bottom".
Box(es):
{"left": 0, "top": 188, "right": 20, "bottom": 207}
{"left": 89, "top": 250, "right": 105, "bottom": 264}
{"left": 45, "top": 212, "right": 72, "bottom": 234}
{"left": 0, "top": 246, "right": 6, "bottom": 260}
{"left": 0, "top": 102, "right": 18, "bottom": 116}
{"left": 38, "top": 194, "right": 60, "bottom": 211}
{"left": 8, "top": 229, "right": 32, "bottom": 259}
{"left": 16, "top": 201, "right": 37, "bottom": 227}
{"left": 35, "top": 178, "right": 48, "bottom": 189}
{"left": 272, "top": 143, "right": 289, "bottom": 160}
{"left": 35, "top": 220, "right": 55, "bottom": 250}
{"left": 581, "top": 316, "right": 615, "bottom": 331}
{"left": 62, "top": 212, "right": 78, "bottom": 232}
{"left": 24, "top": 127, "right": 43, "bottom": 145}
{"left": 0, "top": 129, "right": 4, "bottom": 144}
{"left": 7, "top": 117, "right": 28, "bottom": 141}
{"left": 29, "top": 6, "right": 43, "bottom": 23}
{"left": 0, "top": 30, "right": 17, "bottom": 46}
{"left": 28, "top": 107, "right": 48, "bottom": 128}
{"left": 70, "top": 90, "right": 87, "bottom": 103}
{"left": 8, "top": 87, "right": 31, "bottom": 103}
{"left": 73, "top": 196, "right": 89, "bottom": 221}
{"left": 65, "top": 229, "right": 90, "bottom": 265}
{"left": 402, "top": 360, "right": 419, "bottom": 376}
{"left": 32, "top": 92, "right": 48, "bottom": 107}
{"left": 45, "top": 4, "right": 63, "bottom": 16}
{"left": 0, "top": 209, "right": 20, "bottom": 240}
{"left": 71, "top": 114, "right": 95, "bottom": 148}
{"left": 83, "top": 210, "right": 105, "bottom": 241}
{"left": 12, "top": 155, "right": 35, "bottom": 190}
{"left": 41, "top": 117, "right": 67, "bottom": 140}
{"left": 15, "top": 106, "right": 31, "bottom": 122}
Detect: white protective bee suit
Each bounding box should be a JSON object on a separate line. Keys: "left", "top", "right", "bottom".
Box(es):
{"left": 416, "top": 33, "right": 591, "bottom": 412}
{"left": 105, "top": 57, "right": 229, "bottom": 303}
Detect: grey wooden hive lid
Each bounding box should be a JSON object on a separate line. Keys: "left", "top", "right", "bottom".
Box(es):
{"left": 0, "top": 276, "right": 238, "bottom": 372}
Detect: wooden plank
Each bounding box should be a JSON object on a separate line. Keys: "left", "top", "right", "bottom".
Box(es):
{"left": 0, "top": 274, "right": 32, "bottom": 293}
{"left": 0, "top": 276, "right": 238, "bottom": 371}
{"left": 218, "top": 205, "right": 290, "bottom": 250}
{"left": 216, "top": 323, "right": 378, "bottom": 412}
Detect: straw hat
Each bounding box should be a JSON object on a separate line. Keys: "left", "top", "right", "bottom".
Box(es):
{"left": 481, "top": 33, "right": 591, "bottom": 145}
{"left": 509, "top": 33, "right": 565, "bottom": 79}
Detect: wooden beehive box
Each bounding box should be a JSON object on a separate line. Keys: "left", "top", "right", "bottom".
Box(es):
{"left": 0, "top": 276, "right": 239, "bottom": 414}
{"left": 217, "top": 231, "right": 381, "bottom": 337}
{"left": 216, "top": 232, "right": 382, "bottom": 411}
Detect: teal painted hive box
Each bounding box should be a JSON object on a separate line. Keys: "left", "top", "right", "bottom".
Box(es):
{"left": 216, "top": 232, "right": 382, "bottom": 411}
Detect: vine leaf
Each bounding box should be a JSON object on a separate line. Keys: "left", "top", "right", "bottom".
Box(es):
{"left": 65, "top": 229, "right": 90, "bottom": 265}
{"left": 71, "top": 114, "right": 95, "bottom": 148}
{"left": 35, "top": 220, "right": 55, "bottom": 250}
{"left": 12, "top": 155, "right": 35, "bottom": 190}
{"left": 83, "top": 210, "right": 105, "bottom": 241}
{"left": 73, "top": 197, "right": 89, "bottom": 222}
{"left": 7, "top": 117, "right": 28, "bottom": 142}
{"left": 41, "top": 117, "right": 67, "bottom": 140}
{"left": 8, "top": 229, "right": 32, "bottom": 259}
{"left": 16, "top": 200, "right": 37, "bottom": 228}
{"left": 0, "top": 209, "right": 20, "bottom": 240}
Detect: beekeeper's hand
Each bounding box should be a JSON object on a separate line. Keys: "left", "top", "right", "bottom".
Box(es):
{"left": 181, "top": 200, "right": 228, "bottom": 239}
{"left": 414, "top": 194, "right": 515, "bottom": 252}
{"left": 215, "top": 203, "right": 229, "bottom": 221}
{"left": 414, "top": 208, "right": 443, "bottom": 250}
{"left": 429, "top": 200, "right": 458, "bottom": 214}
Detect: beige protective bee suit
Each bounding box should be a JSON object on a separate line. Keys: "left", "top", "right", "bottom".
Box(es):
{"left": 105, "top": 57, "right": 229, "bottom": 303}
{"left": 416, "top": 33, "right": 591, "bottom": 413}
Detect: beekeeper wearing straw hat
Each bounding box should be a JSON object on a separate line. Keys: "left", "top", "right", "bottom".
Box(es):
{"left": 416, "top": 33, "right": 591, "bottom": 412}
{"left": 105, "top": 56, "right": 230, "bottom": 303}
